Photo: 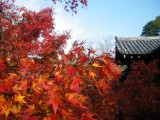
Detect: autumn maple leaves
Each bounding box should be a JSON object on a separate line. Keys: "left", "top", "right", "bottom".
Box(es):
{"left": 0, "top": 0, "right": 122, "bottom": 119}
{"left": 0, "top": 48, "right": 122, "bottom": 119}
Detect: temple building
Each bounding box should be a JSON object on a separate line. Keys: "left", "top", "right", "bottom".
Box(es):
{"left": 115, "top": 36, "right": 160, "bottom": 65}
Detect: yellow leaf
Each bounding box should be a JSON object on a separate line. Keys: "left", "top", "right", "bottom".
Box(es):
{"left": 14, "top": 94, "right": 26, "bottom": 104}
{"left": 0, "top": 105, "right": 10, "bottom": 117}
{"left": 11, "top": 104, "right": 21, "bottom": 114}
{"left": 92, "top": 63, "right": 102, "bottom": 67}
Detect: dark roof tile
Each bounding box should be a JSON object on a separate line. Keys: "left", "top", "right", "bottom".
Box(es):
{"left": 115, "top": 36, "right": 160, "bottom": 55}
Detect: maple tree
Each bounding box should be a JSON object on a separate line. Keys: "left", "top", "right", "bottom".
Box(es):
{"left": 0, "top": 0, "right": 122, "bottom": 119}
{"left": 52, "top": 0, "right": 87, "bottom": 13}
{"left": 115, "top": 60, "right": 160, "bottom": 119}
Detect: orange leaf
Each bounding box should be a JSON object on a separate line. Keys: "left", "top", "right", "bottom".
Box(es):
{"left": 0, "top": 105, "right": 10, "bottom": 117}
{"left": 19, "top": 79, "right": 28, "bottom": 90}
{"left": 20, "top": 58, "right": 35, "bottom": 67}
{"left": 23, "top": 104, "right": 35, "bottom": 116}
{"left": 66, "top": 93, "right": 88, "bottom": 109}
{"left": 89, "top": 71, "right": 97, "bottom": 79}
{"left": 95, "top": 79, "right": 110, "bottom": 95}
{"left": 12, "top": 84, "right": 22, "bottom": 94}
{"left": 0, "top": 95, "right": 5, "bottom": 106}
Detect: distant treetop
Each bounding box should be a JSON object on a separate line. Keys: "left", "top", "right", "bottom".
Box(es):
{"left": 141, "top": 16, "right": 160, "bottom": 36}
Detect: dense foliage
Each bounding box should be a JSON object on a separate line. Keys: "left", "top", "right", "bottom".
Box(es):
{"left": 141, "top": 16, "right": 160, "bottom": 36}
{"left": 1, "top": 1, "right": 159, "bottom": 120}
{"left": 116, "top": 60, "right": 160, "bottom": 120}
{"left": 0, "top": 1, "right": 122, "bottom": 119}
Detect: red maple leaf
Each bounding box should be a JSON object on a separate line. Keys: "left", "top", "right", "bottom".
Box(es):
{"left": 0, "top": 60, "right": 7, "bottom": 72}
{"left": 70, "top": 77, "right": 82, "bottom": 92}
{"left": 47, "top": 91, "right": 63, "bottom": 114}
{"left": 80, "top": 56, "right": 88, "bottom": 63}
{"left": 67, "top": 66, "right": 76, "bottom": 75}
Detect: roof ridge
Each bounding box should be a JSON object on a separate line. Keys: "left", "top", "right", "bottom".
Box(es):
{"left": 115, "top": 36, "right": 160, "bottom": 41}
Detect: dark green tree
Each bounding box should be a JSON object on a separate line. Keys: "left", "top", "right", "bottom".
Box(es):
{"left": 141, "top": 16, "right": 160, "bottom": 36}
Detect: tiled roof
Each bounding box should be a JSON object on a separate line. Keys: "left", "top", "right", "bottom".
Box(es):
{"left": 115, "top": 36, "right": 160, "bottom": 54}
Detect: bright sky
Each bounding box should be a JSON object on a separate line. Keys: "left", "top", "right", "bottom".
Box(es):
{"left": 15, "top": 0, "right": 160, "bottom": 52}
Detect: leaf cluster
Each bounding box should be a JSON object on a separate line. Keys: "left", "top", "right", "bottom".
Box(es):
{"left": 0, "top": 1, "right": 122, "bottom": 119}
{"left": 115, "top": 60, "right": 160, "bottom": 119}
